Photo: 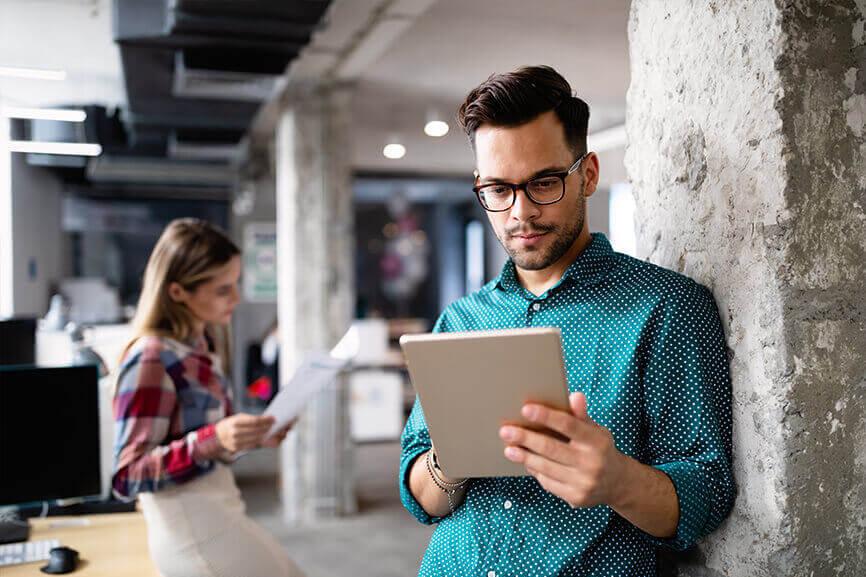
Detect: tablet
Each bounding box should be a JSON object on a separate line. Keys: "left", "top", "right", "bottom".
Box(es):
{"left": 400, "top": 327, "right": 570, "bottom": 478}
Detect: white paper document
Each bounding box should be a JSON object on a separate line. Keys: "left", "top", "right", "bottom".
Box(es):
{"left": 263, "top": 351, "right": 348, "bottom": 438}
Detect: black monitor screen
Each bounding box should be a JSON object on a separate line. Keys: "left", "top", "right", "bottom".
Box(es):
{"left": 0, "top": 365, "right": 101, "bottom": 506}
{"left": 0, "top": 318, "right": 37, "bottom": 365}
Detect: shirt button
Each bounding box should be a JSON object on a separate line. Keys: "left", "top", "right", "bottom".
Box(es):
{"left": 487, "top": 572, "right": 496, "bottom": 577}
{"left": 503, "top": 500, "right": 512, "bottom": 510}
{"left": 531, "top": 302, "right": 541, "bottom": 311}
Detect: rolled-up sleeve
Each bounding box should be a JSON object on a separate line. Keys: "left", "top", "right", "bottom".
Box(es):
{"left": 642, "top": 282, "right": 736, "bottom": 551}
{"left": 399, "top": 397, "right": 442, "bottom": 525}
{"left": 398, "top": 310, "right": 453, "bottom": 525}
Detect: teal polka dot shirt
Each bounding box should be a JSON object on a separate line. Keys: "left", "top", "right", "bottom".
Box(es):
{"left": 399, "top": 233, "right": 736, "bottom": 576}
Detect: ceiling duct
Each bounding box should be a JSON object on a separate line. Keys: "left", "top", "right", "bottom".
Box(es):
{"left": 87, "top": 155, "right": 234, "bottom": 187}
{"left": 172, "top": 51, "right": 284, "bottom": 102}
{"left": 11, "top": 1, "right": 333, "bottom": 193}
{"left": 167, "top": 131, "right": 242, "bottom": 161}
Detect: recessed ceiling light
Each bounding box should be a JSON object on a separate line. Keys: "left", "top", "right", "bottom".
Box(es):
{"left": 0, "top": 66, "right": 66, "bottom": 81}
{"left": 2, "top": 107, "right": 86, "bottom": 122}
{"left": 424, "top": 120, "right": 449, "bottom": 137}
{"left": 7, "top": 141, "right": 102, "bottom": 156}
{"left": 383, "top": 143, "right": 406, "bottom": 160}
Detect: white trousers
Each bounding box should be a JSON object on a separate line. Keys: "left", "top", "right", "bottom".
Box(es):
{"left": 139, "top": 464, "right": 304, "bottom": 577}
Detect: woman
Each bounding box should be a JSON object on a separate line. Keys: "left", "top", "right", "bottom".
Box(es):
{"left": 112, "top": 218, "right": 303, "bottom": 577}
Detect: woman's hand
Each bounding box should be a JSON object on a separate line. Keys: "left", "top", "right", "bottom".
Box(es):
{"left": 215, "top": 413, "right": 275, "bottom": 453}
{"left": 259, "top": 419, "right": 297, "bottom": 448}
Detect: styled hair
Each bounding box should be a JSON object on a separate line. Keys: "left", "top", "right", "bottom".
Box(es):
{"left": 457, "top": 65, "right": 590, "bottom": 153}
{"left": 124, "top": 218, "right": 240, "bottom": 358}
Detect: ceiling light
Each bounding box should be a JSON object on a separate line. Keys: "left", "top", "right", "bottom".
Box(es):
{"left": 2, "top": 107, "right": 86, "bottom": 122}
{"left": 0, "top": 66, "right": 66, "bottom": 81}
{"left": 7, "top": 141, "right": 102, "bottom": 156}
{"left": 424, "top": 120, "right": 449, "bottom": 137}
{"left": 383, "top": 143, "right": 406, "bottom": 160}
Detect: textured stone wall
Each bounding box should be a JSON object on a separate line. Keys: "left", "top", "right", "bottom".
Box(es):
{"left": 626, "top": 1, "right": 865, "bottom": 575}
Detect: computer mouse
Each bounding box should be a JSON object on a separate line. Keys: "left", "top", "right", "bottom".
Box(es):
{"left": 40, "top": 546, "right": 79, "bottom": 574}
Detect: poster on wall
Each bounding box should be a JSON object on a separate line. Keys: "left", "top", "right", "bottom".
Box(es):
{"left": 243, "top": 223, "right": 277, "bottom": 303}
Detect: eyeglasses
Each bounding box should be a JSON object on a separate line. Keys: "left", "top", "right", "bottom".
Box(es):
{"left": 472, "top": 152, "right": 590, "bottom": 212}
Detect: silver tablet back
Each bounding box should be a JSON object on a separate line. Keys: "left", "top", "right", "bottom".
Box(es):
{"left": 400, "top": 327, "right": 570, "bottom": 478}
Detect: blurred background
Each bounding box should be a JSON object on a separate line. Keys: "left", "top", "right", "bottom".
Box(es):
{"left": 0, "top": 1, "right": 633, "bottom": 575}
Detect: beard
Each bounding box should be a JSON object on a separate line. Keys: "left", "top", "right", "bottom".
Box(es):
{"left": 495, "top": 196, "right": 585, "bottom": 271}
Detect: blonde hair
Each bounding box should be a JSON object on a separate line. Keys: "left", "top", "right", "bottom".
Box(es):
{"left": 123, "top": 218, "right": 240, "bottom": 365}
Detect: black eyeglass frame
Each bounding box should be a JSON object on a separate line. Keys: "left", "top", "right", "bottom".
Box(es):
{"left": 472, "top": 151, "right": 591, "bottom": 213}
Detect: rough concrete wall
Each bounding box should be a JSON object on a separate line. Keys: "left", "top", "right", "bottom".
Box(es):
{"left": 775, "top": 2, "right": 866, "bottom": 573}
{"left": 626, "top": 1, "right": 865, "bottom": 576}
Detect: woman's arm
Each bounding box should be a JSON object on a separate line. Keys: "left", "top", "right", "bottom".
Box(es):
{"left": 111, "top": 342, "right": 225, "bottom": 500}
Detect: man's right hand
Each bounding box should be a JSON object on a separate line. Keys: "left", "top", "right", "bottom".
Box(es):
{"left": 215, "top": 413, "right": 275, "bottom": 453}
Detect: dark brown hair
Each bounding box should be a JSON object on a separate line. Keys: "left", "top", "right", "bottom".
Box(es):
{"left": 457, "top": 65, "right": 590, "bottom": 153}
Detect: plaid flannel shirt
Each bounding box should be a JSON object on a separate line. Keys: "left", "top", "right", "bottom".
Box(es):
{"left": 112, "top": 334, "right": 232, "bottom": 500}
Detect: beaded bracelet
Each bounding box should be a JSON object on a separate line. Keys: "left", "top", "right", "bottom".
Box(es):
{"left": 425, "top": 449, "right": 467, "bottom": 514}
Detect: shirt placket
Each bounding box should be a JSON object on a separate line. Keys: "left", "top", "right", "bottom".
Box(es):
{"left": 523, "top": 293, "right": 547, "bottom": 327}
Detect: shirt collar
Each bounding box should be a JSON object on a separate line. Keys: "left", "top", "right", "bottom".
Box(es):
{"left": 185, "top": 332, "right": 212, "bottom": 355}
{"left": 493, "top": 232, "right": 616, "bottom": 295}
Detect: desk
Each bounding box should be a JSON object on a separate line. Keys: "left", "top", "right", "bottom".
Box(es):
{"left": 4, "top": 512, "right": 159, "bottom": 576}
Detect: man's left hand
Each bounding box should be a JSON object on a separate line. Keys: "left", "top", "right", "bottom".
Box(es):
{"left": 500, "top": 392, "right": 627, "bottom": 509}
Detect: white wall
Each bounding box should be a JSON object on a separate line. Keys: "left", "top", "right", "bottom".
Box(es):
{"left": 8, "top": 153, "right": 64, "bottom": 316}
{"left": 229, "top": 177, "right": 278, "bottom": 404}
{"left": 0, "top": 118, "right": 12, "bottom": 317}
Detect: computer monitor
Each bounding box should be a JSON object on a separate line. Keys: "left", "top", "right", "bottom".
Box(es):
{"left": 0, "top": 318, "right": 37, "bottom": 366}
{"left": 0, "top": 365, "right": 101, "bottom": 507}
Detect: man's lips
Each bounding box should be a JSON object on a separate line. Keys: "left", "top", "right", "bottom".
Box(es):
{"left": 508, "top": 230, "right": 550, "bottom": 240}
{"left": 509, "top": 231, "right": 549, "bottom": 246}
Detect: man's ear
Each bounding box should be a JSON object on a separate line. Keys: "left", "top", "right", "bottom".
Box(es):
{"left": 167, "top": 282, "right": 187, "bottom": 304}
{"left": 583, "top": 152, "right": 600, "bottom": 198}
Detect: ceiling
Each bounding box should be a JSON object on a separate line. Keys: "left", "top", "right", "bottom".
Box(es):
{"left": 0, "top": 0, "right": 631, "bottom": 184}
{"left": 113, "top": 0, "right": 331, "bottom": 157}
{"left": 0, "top": 0, "right": 125, "bottom": 109}
{"left": 1, "top": 0, "right": 333, "bottom": 189}
{"left": 361, "top": 0, "right": 630, "bottom": 104}
{"left": 349, "top": 0, "right": 631, "bottom": 174}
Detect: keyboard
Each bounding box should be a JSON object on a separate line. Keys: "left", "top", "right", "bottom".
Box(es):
{"left": 0, "top": 539, "right": 61, "bottom": 566}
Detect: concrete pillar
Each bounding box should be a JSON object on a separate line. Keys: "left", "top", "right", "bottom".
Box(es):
{"left": 276, "top": 85, "right": 356, "bottom": 522}
{"left": 627, "top": 1, "right": 865, "bottom": 575}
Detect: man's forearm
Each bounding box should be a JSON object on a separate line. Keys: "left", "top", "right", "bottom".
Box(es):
{"left": 408, "top": 450, "right": 467, "bottom": 518}
{"left": 609, "top": 453, "right": 679, "bottom": 538}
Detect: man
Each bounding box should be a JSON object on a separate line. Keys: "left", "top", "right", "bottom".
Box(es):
{"left": 399, "top": 66, "right": 735, "bottom": 576}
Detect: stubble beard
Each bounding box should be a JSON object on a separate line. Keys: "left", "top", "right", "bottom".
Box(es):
{"left": 496, "top": 196, "right": 585, "bottom": 272}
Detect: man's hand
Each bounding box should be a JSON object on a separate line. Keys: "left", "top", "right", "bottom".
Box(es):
{"left": 215, "top": 413, "right": 275, "bottom": 453}
{"left": 499, "top": 392, "right": 627, "bottom": 508}
{"left": 499, "top": 391, "right": 679, "bottom": 538}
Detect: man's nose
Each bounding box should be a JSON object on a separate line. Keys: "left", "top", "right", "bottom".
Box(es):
{"left": 509, "top": 187, "right": 540, "bottom": 222}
